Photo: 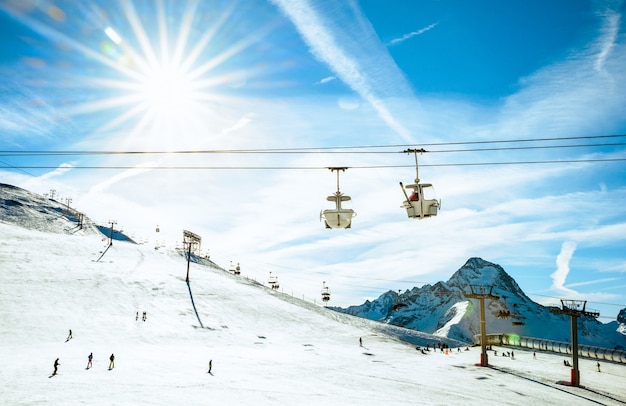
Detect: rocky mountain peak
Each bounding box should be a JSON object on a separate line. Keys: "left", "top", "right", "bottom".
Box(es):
{"left": 447, "top": 257, "right": 529, "bottom": 301}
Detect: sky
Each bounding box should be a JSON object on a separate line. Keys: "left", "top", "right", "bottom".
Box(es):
{"left": 1, "top": 0, "right": 626, "bottom": 320}
{"left": 1, "top": 222, "right": 625, "bottom": 405}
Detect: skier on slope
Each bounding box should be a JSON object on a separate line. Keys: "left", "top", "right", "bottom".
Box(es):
{"left": 87, "top": 352, "right": 93, "bottom": 369}
{"left": 53, "top": 358, "right": 60, "bottom": 375}
{"left": 109, "top": 353, "right": 115, "bottom": 369}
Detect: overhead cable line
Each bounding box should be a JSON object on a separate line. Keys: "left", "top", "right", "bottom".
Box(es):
{"left": 528, "top": 292, "right": 626, "bottom": 308}
{"left": 2, "top": 157, "right": 625, "bottom": 170}
{"left": 1, "top": 142, "right": 625, "bottom": 156}
{"left": 1, "top": 134, "right": 625, "bottom": 156}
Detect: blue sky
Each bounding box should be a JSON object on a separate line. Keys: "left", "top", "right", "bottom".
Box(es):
{"left": 1, "top": 0, "right": 626, "bottom": 321}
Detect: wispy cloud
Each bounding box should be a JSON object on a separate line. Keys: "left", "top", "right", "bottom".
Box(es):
{"left": 270, "top": 0, "right": 419, "bottom": 142}
{"left": 37, "top": 163, "right": 74, "bottom": 181}
{"left": 565, "top": 277, "right": 621, "bottom": 288}
{"left": 85, "top": 162, "right": 156, "bottom": 196}
{"left": 315, "top": 76, "right": 336, "bottom": 85}
{"left": 550, "top": 241, "right": 579, "bottom": 296}
{"left": 220, "top": 113, "right": 254, "bottom": 136}
{"left": 386, "top": 22, "right": 438, "bottom": 46}
{"left": 594, "top": 9, "right": 620, "bottom": 72}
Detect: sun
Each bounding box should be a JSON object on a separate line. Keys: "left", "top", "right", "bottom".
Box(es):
{"left": 137, "top": 63, "right": 197, "bottom": 116}
{"left": 41, "top": 2, "right": 262, "bottom": 141}
{"left": 101, "top": 23, "right": 208, "bottom": 128}
{"left": 84, "top": 4, "right": 239, "bottom": 136}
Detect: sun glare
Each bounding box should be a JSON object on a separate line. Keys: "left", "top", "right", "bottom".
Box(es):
{"left": 138, "top": 64, "right": 196, "bottom": 114}
{"left": 26, "top": 2, "right": 262, "bottom": 138}
{"left": 85, "top": 5, "right": 241, "bottom": 134}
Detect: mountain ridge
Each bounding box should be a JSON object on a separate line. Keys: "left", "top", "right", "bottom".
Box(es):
{"left": 332, "top": 257, "right": 626, "bottom": 349}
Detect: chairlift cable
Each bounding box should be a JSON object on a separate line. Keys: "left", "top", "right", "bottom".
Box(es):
{"left": 1, "top": 134, "right": 625, "bottom": 156}
{"left": 3, "top": 157, "right": 625, "bottom": 170}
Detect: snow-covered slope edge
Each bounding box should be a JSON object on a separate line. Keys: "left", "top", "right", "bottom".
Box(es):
{"left": 0, "top": 183, "right": 99, "bottom": 235}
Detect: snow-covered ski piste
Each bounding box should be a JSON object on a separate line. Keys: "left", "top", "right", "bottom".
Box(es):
{"left": 1, "top": 222, "right": 625, "bottom": 405}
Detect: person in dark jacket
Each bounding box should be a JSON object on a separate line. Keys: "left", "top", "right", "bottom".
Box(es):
{"left": 109, "top": 353, "right": 115, "bottom": 369}
{"left": 53, "top": 358, "right": 60, "bottom": 375}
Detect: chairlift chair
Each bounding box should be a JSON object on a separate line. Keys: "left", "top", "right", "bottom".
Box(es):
{"left": 234, "top": 263, "right": 241, "bottom": 275}
{"left": 400, "top": 149, "right": 440, "bottom": 219}
{"left": 321, "top": 281, "right": 331, "bottom": 303}
{"left": 321, "top": 167, "right": 356, "bottom": 229}
{"left": 268, "top": 272, "right": 280, "bottom": 290}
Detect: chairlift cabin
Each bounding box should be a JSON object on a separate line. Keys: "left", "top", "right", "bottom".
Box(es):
{"left": 400, "top": 149, "right": 440, "bottom": 219}
{"left": 268, "top": 272, "right": 280, "bottom": 290}
{"left": 321, "top": 167, "right": 356, "bottom": 229}
{"left": 321, "top": 281, "right": 331, "bottom": 303}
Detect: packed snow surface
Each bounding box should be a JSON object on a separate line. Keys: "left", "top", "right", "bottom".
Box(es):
{"left": 1, "top": 223, "right": 625, "bottom": 405}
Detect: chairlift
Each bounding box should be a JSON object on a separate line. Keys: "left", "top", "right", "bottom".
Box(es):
{"left": 400, "top": 149, "right": 440, "bottom": 219}
{"left": 229, "top": 261, "right": 236, "bottom": 273}
{"left": 321, "top": 167, "right": 356, "bottom": 229}
{"left": 268, "top": 272, "right": 280, "bottom": 290}
{"left": 511, "top": 303, "right": 525, "bottom": 325}
{"left": 235, "top": 262, "right": 241, "bottom": 275}
{"left": 321, "top": 281, "right": 331, "bottom": 303}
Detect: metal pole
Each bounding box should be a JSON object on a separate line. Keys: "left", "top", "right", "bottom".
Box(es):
{"left": 571, "top": 315, "right": 580, "bottom": 386}
{"left": 479, "top": 297, "right": 488, "bottom": 366}
{"left": 464, "top": 285, "right": 498, "bottom": 367}
{"left": 185, "top": 242, "right": 191, "bottom": 283}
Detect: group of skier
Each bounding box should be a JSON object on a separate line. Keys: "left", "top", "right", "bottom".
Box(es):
{"left": 52, "top": 352, "right": 115, "bottom": 376}
{"left": 50, "top": 329, "right": 115, "bottom": 376}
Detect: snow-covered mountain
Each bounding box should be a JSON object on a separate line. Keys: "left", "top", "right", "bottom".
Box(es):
{"left": 333, "top": 258, "right": 626, "bottom": 349}
{"left": 0, "top": 183, "right": 99, "bottom": 235}
{"left": 2, "top": 182, "right": 626, "bottom": 405}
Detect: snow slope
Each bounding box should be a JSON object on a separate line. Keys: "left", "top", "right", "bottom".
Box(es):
{"left": 1, "top": 225, "right": 626, "bottom": 404}
{"left": 1, "top": 184, "right": 626, "bottom": 405}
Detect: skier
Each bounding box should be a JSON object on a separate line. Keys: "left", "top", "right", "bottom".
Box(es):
{"left": 359, "top": 337, "right": 362, "bottom": 347}
{"left": 142, "top": 311, "right": 147, "bottom": 322}
{"left": 66, "top": 329, "right": 72, "bottom": 341}
{"left": 53, "top": 358, "right": 60, "bottom": 375}
{"left": 207, "top": 359, "right": 213, "bottom": 374}
{"left": 109, "top": 353, "right": 115, "bottom": 369}
{"left": 136, "top": 311, "right": 139, "bottom": 321}
{"left": 597, "top": 362, "right": 601, "bottom": 372}
{"left": 87, "top": 352, "right": 93, "bottom": 369}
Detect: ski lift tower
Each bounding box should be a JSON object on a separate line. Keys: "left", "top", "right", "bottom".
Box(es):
{"left": 550, "top": 299, "right": 600, "bottom": 387}
{"left": 183, "top": 230, "right": 202, "bottom": 282}
{"left": 464, "top": 285, "right": 499, "bottom": 367}
{"left": 107, "top": 219, "right": 117, "bottom": 246}
{"left": 182, "top": 229, "right": 204, "bottom": 328}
